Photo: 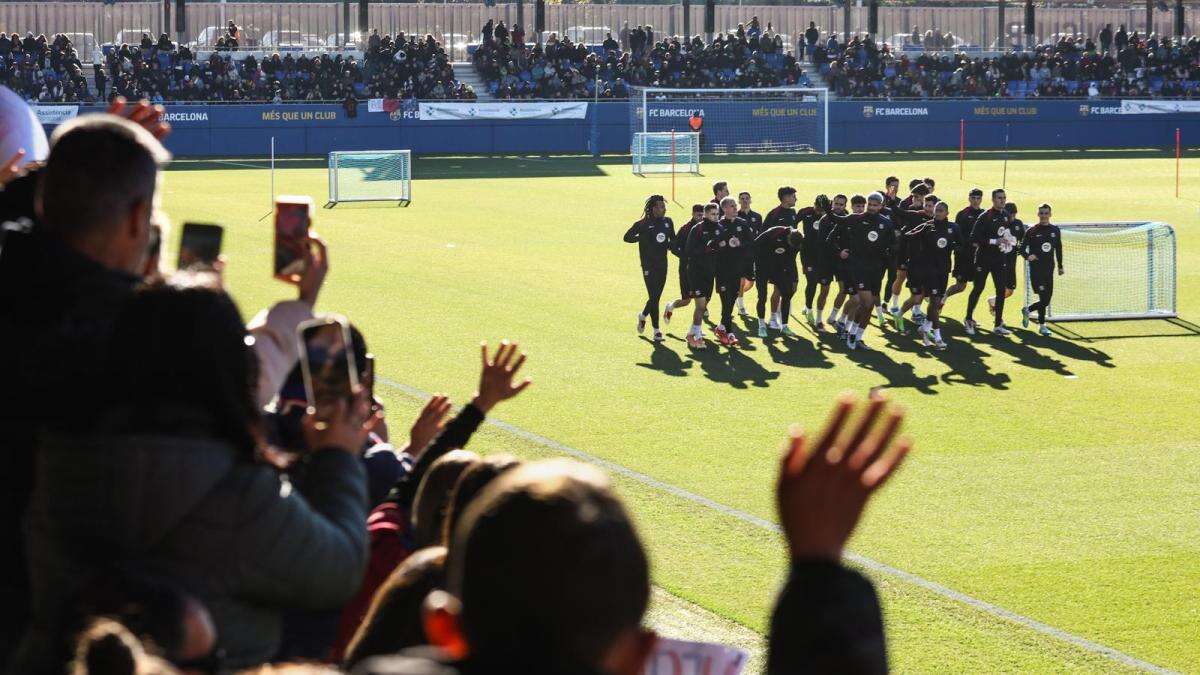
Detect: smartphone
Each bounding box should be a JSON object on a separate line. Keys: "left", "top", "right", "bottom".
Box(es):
{"left": 296, "top": 315, "right": 359, "bottom": 421}
{"left": 178, "top": 222, "right": 223, "bottom": 270}
{"left": 274, "top": 196, "right": 313, "bottom": 283}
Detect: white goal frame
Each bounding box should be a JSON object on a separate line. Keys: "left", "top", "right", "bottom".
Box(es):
{"left": 1023, "top": 221, "right": 1177, "bottom": 322}
{"left": 327, "top": 149, "right": 412, "bottom": 206}
{"left": 636, "top": 86, "right": 830, "bottom": 155}
{"left": 632, "top": 131, "right": 701, "bottom": 175}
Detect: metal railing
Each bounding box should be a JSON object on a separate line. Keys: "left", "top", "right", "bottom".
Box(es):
{"left": 2, "top": 2, "right": 1193, "bottom": 61}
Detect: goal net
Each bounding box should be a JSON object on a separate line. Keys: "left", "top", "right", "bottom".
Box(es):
{"left": 632, "top": 132, "right": 700, "bottom": 175}
{"left": 328, "top": 150, "right": 411, "bottom": 205}
{"left": 629, "top": 86, "right": 829, "bottom": 154}
{"left": 1024, "top": 222, "right": 1176, "bottom": 321}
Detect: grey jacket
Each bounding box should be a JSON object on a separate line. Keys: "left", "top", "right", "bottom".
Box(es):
{"left": 16, "top": 430, "right": 368, "bottom": 672}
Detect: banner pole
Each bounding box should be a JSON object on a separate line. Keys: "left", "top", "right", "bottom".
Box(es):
{"left": 1176, "top": 127, "right": 1181, "bottom": 198}
{"left": 671, "top": 129, "right": 677, "bottom": 204}
{"left": 1001, "top": 123, "right": 1010, "bottom": 190}
{"left": 959, "top": 118, "right": 964, "bottom": 180}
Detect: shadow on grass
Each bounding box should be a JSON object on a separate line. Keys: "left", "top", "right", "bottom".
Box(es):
{"left": 1049, "top": 317, "right": 1200, "bottom": 343}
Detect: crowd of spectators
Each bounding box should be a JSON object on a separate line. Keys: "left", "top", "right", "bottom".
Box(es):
{"left": 0, "top": 32, "right": 94, "bottom": 102}
{"left": 0, "top": 98, "right": 908, "bottom": 675}
{"left": 813, "top": 24, "right": 1200, "bottom": 98}
{"left": 99, "top": 28, "right": 470, "bottom": 103}
{"left": 472, "top": 17, "right": 809, "bottom": 100}
{"left": 3, "top": 26, "right": 472, "bottom": 103}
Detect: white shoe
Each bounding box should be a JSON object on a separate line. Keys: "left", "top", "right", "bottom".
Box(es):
{"left": 1039, "top": 325, "right": 1052, "bottom": 336}
{"left": 964, "top": 319, "right": 977, "bottom": 336}
{"left": 757, "top": 322, "right": 768, "bottom": 338}
{"left": 993, "top": 325, "right": 1012, "bottom": 337}
{"left": 637, "top": 313, "right": 647, "bottom": 334}
{"left": 921, "top": 330, "right": 934, "bottom": 347}
{"left": 846, "top": 334, "right": 858, "bottom": 350}
{"left": 769, "top": 316, "right": 783, "bottom": 330}
{"left": 737, "top": 300, "right": 749, "bottom": 318}
{"left": 933, "top": 336, "right": 947, "bottom": 349}
{"left": 987, "top": 297, "right": 996, "bottom": 316}
{"left": 652, "top": 330, "right": 664, "bottom": 342}
{"left": 663, "top": 302, "right": 674, "bottom": 326}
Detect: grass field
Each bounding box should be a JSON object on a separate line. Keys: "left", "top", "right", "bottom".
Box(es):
{"left": 160, "top": 151, "right": 1199, "bottom": 673}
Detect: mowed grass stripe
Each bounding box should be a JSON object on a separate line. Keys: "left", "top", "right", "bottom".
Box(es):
{"left": 377, "top": 377, "right": 1174, "bottom": 674}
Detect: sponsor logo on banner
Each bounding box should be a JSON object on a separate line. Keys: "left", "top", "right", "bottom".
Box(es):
{"left": 163, "top": 111, "right": 209, "bottom": 122}
{"left": 1079, "top": 104, "right": 1123, "bottom": 116}
{"left": 419, "top": 101, "right": 587, "bottom": 120}
{"left": 34, "top": 105, "right": 78, "bottom": 124}
{"left": 648, "top": 108, "right": 700, "bottom": 117}
{"left": 1120, "top": 99, "right": 1200, "bottom": 114}
{"left": 863, "top": 106, "right": 928, "bottom": 117}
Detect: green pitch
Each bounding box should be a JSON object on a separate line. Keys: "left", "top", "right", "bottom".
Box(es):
{"left": 160, "top": 152, "right": 1199, "bottom": 673}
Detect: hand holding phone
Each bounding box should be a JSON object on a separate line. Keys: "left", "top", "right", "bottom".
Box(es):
{"left": 275, "top": 196, "right": 313, "bottom": 284}
{"left": 179, "top": 222, "right": 223, "bottom": 271}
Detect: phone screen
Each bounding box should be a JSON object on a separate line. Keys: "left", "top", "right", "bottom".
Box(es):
{"left": 297, "top": 315, "right": 359, "bottom": 420}
{"left": 274, "top": 196, "right": 312, "bottom": 283}
{"left": 178, "top": 222, "right": 223, "bottom": 270}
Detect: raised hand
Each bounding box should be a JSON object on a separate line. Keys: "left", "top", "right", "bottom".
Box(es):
{"left": 776, "top": 393, "right": 912, "bottom": 562}
{"left": 302, "top": 387, "right": 376, "bottom": 455}
{"left": 0, "top": 149, "right": 26, "bottom": 187}
{"left": 298, "top": 235, "right": 329, "bottom": 307}
{"left": 107, "top": 97, "right": 171, "bottom": 140}
{"left": 472, "top": 340, "right": 532, "bottom": 413}
{"left": 409, "top": 394, "right": 453, "bottom": 457}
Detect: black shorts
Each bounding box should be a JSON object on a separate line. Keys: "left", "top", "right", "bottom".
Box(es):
{"left": 741, "top": 259, "right": 756, "bottom": 282}
{"left": 914, "top": 272, "right": 949, "bottom": 298}
{"left": 678, "top": 263, "right": 691, "bottom": 297}
{"left": 803, "top": 263, "right": 833, "bottom": 286}
{"left": 716, "top": 273, "right": 741, "bottom": 297}
{"left": 768, "top": 266, "right": 800, "bottom": 287}
{"left": 851, "top": 264, "right": 885, "bottom": 295}
{"left": 688, "top": 266, "right": 715, "bottom": 299}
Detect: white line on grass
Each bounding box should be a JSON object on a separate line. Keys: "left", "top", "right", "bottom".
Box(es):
{"left": 379, "top": 376, "right": 1175, "bottom": 674}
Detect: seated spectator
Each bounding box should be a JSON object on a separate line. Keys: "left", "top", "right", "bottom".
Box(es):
{"left": 17, "top": 274, "right": 373, "bottom": 671}
{"left": 0, "top": 32, "right": 93, "bottom": 102}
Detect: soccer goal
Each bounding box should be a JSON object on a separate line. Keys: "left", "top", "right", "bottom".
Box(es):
{"left": 1024, "top": 222, "right": 1177, "bottom": 322}
{"left": 632, "top": 131, "right": 700, "bottom": 175}
{"left": 327, "top": 150, "right": 411, "bottom": 207}
{"left": 629, "top": 86, "right": 829, "bottom": 155}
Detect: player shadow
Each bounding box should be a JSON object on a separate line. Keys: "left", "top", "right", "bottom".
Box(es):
{"left": 977, "top": 331, "right": 1076, "bottom": 377}
{"left": 1015, "top": 330, "right": 1115, "bottom": 368}
{"left": 843, "top": 345, "right": 940, "bottom": 395}
{"left": 763, "top": 332, "right": 835, "bottom": 370}
{"left": 634, "top": 337, "right": 694, "bottom": 377}
{"left": 689, "top": 344, "right": 780, "bottom": 389}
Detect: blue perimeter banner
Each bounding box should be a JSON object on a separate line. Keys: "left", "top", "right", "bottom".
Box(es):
{"left": 46, "top": 99, "right": 1200, "bottom": 157}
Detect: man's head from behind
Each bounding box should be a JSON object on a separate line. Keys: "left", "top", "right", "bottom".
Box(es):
{"left": 433, "top": 459, "right": 654, "bottom": 675}
{"left": 36, "top": 114, "right": 170, "bottom": 275}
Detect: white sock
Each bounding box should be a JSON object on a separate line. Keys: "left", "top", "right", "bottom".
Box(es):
{"left": 665, "top": 300, "right": 673, "bottom": 311}
{"left": 828, "top": 310, "right": 838, "bottom": 323}
{"left": 737, "top": 297, "right": 745, "bottom": 309}
{"left": 933, "top": 329, "right": 942, "bottom": 340}
{"left": 891, "top": 300, "right": 900, "bottom": 311}
{"left": 771, "top": 311, "right": 781, "bottom": 323}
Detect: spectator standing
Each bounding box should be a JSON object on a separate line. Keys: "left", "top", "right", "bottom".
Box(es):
{"left": 805, "top": 22, "right": 820, "bottom": 61}
{"left": 620, "top": 21, "right": 630, "bottom": 51}
{"left": 1115, "top": 24, "right": 1128, "bottom": 51}
{"left": 1100, "top": 23, "right": 1113, "bottom": 54}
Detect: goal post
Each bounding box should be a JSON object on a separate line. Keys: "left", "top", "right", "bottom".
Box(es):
{"left": 629, "top": 86, "right": 830, "bottom": 155}
{"left": 1024, "top": 222, "right": 1177, "bottom": 322}
{"left": 632, "top": 131, "right": 700, "bottom": 175}
{"left": 327, "top": 150, "right": 412, "bottom": 207}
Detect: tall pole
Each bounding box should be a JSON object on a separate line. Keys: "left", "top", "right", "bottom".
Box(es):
{"left": 517, "top": 0, "right": 524, "bottom": 37}
{"left": 683, "top": 0, "right": 690, "bottom": 40}
{"left": 998, "top": 0, "right": 1006, "bottom": 51}
{"left": 842, "top": 0, "right": 850, "bottom": 40}
{"left": 1147, "top": 0, "right": 1154, "bottom": 38}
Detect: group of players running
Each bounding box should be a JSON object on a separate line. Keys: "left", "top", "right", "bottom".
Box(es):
{"left": 624, "top": 177, "right": 1066, "bottom": 350}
